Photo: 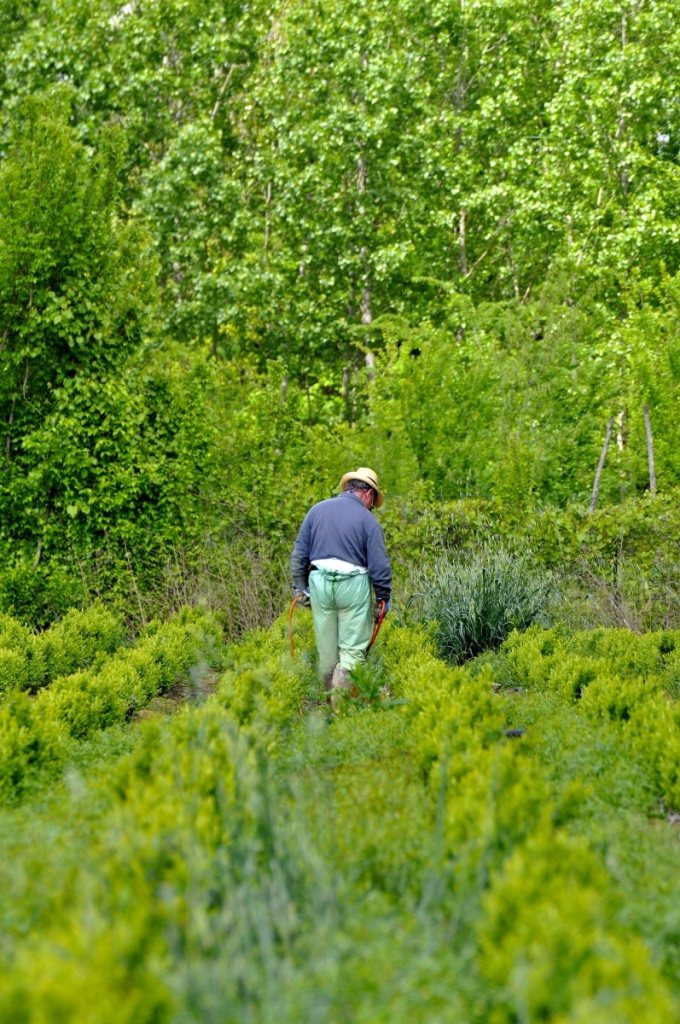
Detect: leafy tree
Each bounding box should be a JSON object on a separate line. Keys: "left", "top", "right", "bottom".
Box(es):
{"left": 0, "top": 94, "right": 155, "bottom": 560}
{"left": 2, "top": 0, "right": 258, "bottom": 343}
{"left": 5, "top": 0, "right": 680, "bottom": 387}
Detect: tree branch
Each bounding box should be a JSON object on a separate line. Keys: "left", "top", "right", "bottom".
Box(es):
{"left": 211, "top": 64, "right": 236, "bottom": 119}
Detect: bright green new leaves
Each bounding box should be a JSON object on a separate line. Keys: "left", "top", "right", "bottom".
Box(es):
{"left": 7, "top": 0, "right": 680, "bottom": 375}
{"left": 479, "top": 830, "right": 678, "bottom": 1023}
{"left": 0, "top": 95, "right": 155, "bottom": 566}
{"left": 2, "top": 616, "right": 679, "bottom": 1019}
{"left": 3, "top": 0, "right": 680, "bottom": 615}
{"left": 0, "top": 603, "right": 124, "bottom": 694}
{"left": 0, "top": 95, "right": 151, "bottom": 389}
{"left": 0, "top": 605, "right": 222, "bottom": 803}
{"left": 1, "top": 0, "right": 256, "bottom": 342}
{"left": 504, "top": 623, "right": 680, "bottom": 806}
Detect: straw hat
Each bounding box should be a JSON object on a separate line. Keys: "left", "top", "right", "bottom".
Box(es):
{"left": 339, "top": 467, "right": 384, "bottom": 508}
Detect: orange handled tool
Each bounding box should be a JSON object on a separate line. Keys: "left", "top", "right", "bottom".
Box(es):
{"left": 288, "top": 594, "right": 303, "bottom": 656}
{"left": 367, "top": 599, "right": 386, "bottom": 652}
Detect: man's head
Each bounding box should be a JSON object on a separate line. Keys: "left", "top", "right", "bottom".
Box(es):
{"left": 339, "top": 467, "right": 384, "bottom": 509}
{"left": 344, "top": 478, "right": 376, "bottom": 510}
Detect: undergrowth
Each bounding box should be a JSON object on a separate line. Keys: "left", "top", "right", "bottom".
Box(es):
{"left": 0, "top": 610, "right": 678, "bottom": 1020}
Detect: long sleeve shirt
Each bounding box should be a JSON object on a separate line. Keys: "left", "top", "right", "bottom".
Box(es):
{"left": 291, "top": 492, "right": 392, "bottom": 600}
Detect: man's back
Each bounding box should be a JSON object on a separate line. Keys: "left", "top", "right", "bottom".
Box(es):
{"left": 291, "top": 491, "right": 391, "bottom": 599}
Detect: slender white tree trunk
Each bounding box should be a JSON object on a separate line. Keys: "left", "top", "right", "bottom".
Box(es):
{"left": 589, "top": 416, "right": 614, "bottom": 513}
{"left": 644, "top": 404, "right": 656, "bottom": 495}
{"left": 357, "top": 157, "right": 374, "bottom": 376}
{"left": 459, "top": 209, "right": 468, "bottom": 275}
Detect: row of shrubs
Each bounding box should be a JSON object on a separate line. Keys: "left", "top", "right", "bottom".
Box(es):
{"left": 0, "top": 616, "right": 317, "bottom": 1021}
{"left": 0, "top": 607, "right": 223, "bottom": 803}
{"left": 501, "top": 624, "right": 680, "bottom": 810}
{"left": 1, "top": 613, "right": 678, "bottom": 1021}
{"left": 0, "top": 604, "right": 125, "bottom": 695}
{"left": 382, "top": 625, "right": 678, "bottom": 1022}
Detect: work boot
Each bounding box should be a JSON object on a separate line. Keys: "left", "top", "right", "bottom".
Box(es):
{"left": 322, "top": 671, "right": 334, "bottom": 693}
{"left": 332, "top": 664, "right": 351, "bottom": 690}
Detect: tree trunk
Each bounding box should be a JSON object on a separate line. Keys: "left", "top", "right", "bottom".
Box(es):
{"left": 616, "top": 409, "right": 627, "bottom": 450}
{"left": 644, "top": 403, "right": 656, "bottom": 495}
{"left": 356, "top": 157, "right": 374, "bottom": 376}
{"left": 4, "top": 399, "right": 14, "bottom": 468}
{"left": 342, "top": 363, "right": 350, "bottom": 401}
{"left": 459, "top": 209, "right": 468, "bottom": 275}
{"left": 264, "top": 181, "right": 272, "bottom": 262}
{"left": 360, "top": 246, "right": 375, "bottom": 377}
{"left": 357, "top": 156, "right": 366, "bottom": 194}
{"left": 589, "top": 416, "right": 614, "bottom": 513}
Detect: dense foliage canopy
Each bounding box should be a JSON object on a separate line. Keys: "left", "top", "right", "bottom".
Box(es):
{"left": 2, "top": 0, "right": 680, "bottom": 620}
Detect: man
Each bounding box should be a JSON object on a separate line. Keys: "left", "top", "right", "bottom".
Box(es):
{"left": 291, "top": 467, "right": 392, "bottom": 691}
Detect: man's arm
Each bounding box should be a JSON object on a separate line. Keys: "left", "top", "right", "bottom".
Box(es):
{"left": 366, "top": 522, "right": 392, "bottom": 601}
{"left": 291, "top": 513, "right": 312, "bottom": 590}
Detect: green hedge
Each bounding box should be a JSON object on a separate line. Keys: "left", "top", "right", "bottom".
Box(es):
{"left": 0, "top": 607, "right": 223, "bottom": 803}
{"left": 503, "top": 625, "right": 680, "bottom": 809}
{"left": 0, "top": 605, "right": 125, "bottom": 696}
{"left": 1, "top": 615, "right": 678, "bottom": 1020}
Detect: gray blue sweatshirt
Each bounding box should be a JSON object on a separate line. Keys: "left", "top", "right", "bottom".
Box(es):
{"left": 291, "top": 492, "right": 392, "bottom": 600}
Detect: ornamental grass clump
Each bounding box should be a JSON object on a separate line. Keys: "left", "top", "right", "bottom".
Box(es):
{"left": 413, "top": 545, "right": 554, "bottom": 663}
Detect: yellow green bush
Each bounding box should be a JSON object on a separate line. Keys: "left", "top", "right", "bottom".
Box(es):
{"left": 0, "top": 605, "right": 125, "bottom": 696}
{"left": 0, "top": 607, "right": 223, "bottom": 804}
{"left": 479, "top": 831, "right": 677, "bottom": 1024}
{"left": 502, "top": 625, "right": 680, "bottom": 808}
{"left": 0, "top": 615, "right": 679, "bottom": 1021}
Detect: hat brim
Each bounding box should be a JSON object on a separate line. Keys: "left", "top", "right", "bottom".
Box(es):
{"left": 339, "top": 471, "right": 384, "bottom": 508}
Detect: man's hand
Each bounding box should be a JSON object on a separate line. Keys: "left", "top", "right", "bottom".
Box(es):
{"left": 294, "top": 587, "right": 311, "bottom": 608}
{"left": 373, "top": 599, "right": 390, "bottom": 621}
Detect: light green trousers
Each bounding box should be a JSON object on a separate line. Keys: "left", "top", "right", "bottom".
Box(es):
{"left": 308, "top": 568, "right": 373, "bottom": 677}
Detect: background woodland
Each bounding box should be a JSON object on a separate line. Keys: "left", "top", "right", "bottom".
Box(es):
{"left": 2, "top": 0, "right": 680, "bottom": 628}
